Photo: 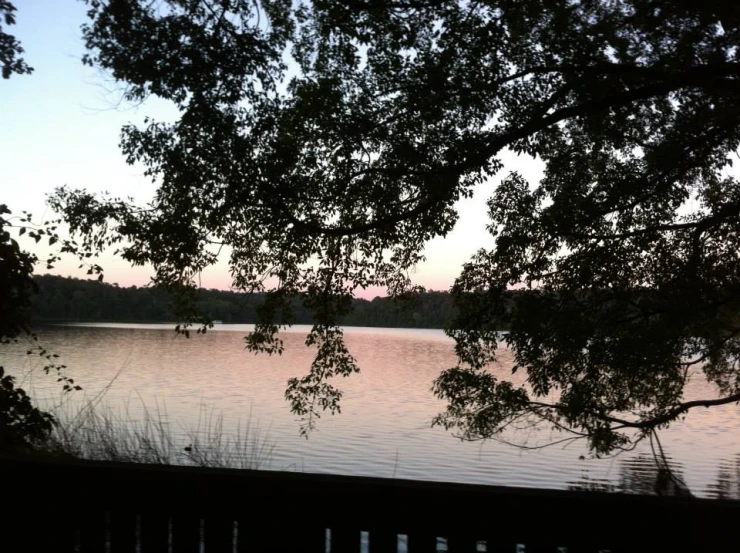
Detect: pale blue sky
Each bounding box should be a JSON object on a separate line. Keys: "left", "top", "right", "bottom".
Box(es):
{"left": 2, "top": 0, "right": 543, "bottom": 297}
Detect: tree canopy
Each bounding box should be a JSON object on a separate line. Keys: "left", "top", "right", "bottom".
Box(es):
{"left": 50, "top": 0, "right": 740, "bottom": 453}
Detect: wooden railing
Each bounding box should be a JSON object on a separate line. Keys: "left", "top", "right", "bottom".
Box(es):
{"left": 0, "top": 455, "right": 737, "bottom": 552}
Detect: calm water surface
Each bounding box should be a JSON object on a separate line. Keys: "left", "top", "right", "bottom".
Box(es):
{"left": 8, "top": 323, "right": 740, "bottom": 498}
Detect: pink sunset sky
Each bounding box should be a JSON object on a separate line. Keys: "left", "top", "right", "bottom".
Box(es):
{"left": 2, "top": 1, "right": 544, "bottom": 299}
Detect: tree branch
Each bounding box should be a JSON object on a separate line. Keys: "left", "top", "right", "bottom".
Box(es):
{"left": 532, "top": 390, "right": 740, "bottom": 431}
{"left": 569, "top": 200, "right": 740, "bottom": 241}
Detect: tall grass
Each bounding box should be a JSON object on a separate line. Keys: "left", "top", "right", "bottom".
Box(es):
{"left": 43, "top": 397, "right": 275, "bottom": 470}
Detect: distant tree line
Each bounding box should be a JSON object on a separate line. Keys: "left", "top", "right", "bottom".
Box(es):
{"left": 30, "top": 275, "right": 458, "bottom": 329}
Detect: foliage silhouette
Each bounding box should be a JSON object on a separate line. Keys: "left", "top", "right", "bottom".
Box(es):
{"left": 49, "top": 0, "right": 740, "bottom": 451}
{"left": 0, "top": 3, "right": 52, "bottom": 451}
{"left": 0, "top": 1, "right": 32, "bottom": 79}
{"left": 0, "top": 206, "right": 82, "bottom": 451}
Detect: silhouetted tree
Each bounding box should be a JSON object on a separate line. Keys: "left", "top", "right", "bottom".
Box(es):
{"left": 0, "top": 207, "right": 71, "bottom": 451}
{"left": 51, "top": 0, "right": 740, "bottom": 448}
{"left": 1, "top": 7, "right": 79, "bottom": 451}
{"left": 1, "top": 2, "right": 50, "bottom": 451}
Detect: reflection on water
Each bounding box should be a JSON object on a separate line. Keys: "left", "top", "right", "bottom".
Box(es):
{"left": 568, "top": 454, "right": 691, "bottom": 496}
{"left": 570, "top": 453, "right": 740, "bottom": 499}
{"left": 5, "top": 323, "right": 740, "bottom": 498}
{"left": 706, "top": 454, "right": 740, "bottom": 500}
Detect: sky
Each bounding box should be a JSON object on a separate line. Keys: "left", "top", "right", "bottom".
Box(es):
{"left": 2, "top": 0, "right": 544, "bottom": 299}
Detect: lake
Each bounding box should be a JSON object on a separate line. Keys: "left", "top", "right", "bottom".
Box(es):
{"left": 7, "top": 323, "right": 740, "bottom": 498}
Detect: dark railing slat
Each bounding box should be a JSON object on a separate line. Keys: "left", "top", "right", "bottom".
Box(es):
{"left": 236, "top": 519, "right": 277, "bottom": 553}
{"left": 238, "top": 520, "right": 327, "bottom": 553}
{"left": 445, "top": 534, "right": 482, "bottom": 553}
{"left": 79, "top": 510, "right": 108, "bottom": 553}
{"left": 204, "top": 517, "right": 234, "bottom": 553}
{"left": 303, "top": 523, "right": 331, "bottom": 553}
{"left": 545, "top": 542, "right": 590, "bottom": 553}
{"left": 331, "top": 526, "right": 361, "bottom": 552}
{"left": 236, "top": 519, "right": 273, "bottom": 553}
{"left": 521, "top": 543, "right": 559, "bottom": 553}
{"left": 329, "top": 526, "right": 361, "bottom": 553}
{"left": 172, "top": 515, "right": 201, "bottom": 553}
{"left": 140, "top": 513, "right": 170, "bottom": 553}
{"left": 481, "top": 538, "right": 516, "bottom": 553}
{"left": 235, "top": 520, "right": 248, "bottom": 553}
{"left": 110, "top": 511, "right": 138, "bottom": 553}
{"left": 367, "top": 529, "right": 398, "bottom": 553}
{"left": 406, "top": 531, "right": 438, "bottom": 552}
{"left": 553, "top": 540, "right": 600, "bottom": 553}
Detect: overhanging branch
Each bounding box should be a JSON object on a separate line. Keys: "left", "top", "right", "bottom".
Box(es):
{"left": 531, "top": 391, "right": 740, "bottom": 431}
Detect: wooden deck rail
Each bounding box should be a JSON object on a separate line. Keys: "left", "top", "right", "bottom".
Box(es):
{"left": 0, "top": 455, "right": 737, "bottom": 552}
